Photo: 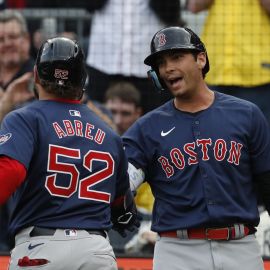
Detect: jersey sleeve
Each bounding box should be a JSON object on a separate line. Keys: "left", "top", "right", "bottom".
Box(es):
{"left": 122, "top": 121, "right": 149, "bottom": 172}
{"left": 0, "top": 110, "right": 36, "bottom": 169}
{"left": 114, "top": 137, "right": 131, "bottom": 199}
{"left": 249, "top": 104, "right": 270, "bottom": 174}
{"left": 0, "top": 156, "right": 27, "bottom": 204}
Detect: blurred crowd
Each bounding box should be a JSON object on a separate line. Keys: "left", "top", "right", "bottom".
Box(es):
{"left": 1, "top": 0, "right": 270, "bottom": 260}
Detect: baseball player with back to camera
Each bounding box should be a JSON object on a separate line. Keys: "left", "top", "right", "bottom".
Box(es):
{"left": 0, "top": 37, "right": 140, "bottom": 270}
{"left": 122, "top": 26, "right": 270, "bottom": 270}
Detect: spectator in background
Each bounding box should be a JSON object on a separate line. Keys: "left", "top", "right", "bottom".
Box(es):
{"left": 187, "top": 0, "right": 270, "bottom": 124}
{"left": 104, "top": 81, "right": 156, "bottom": 255}
{"left": 0, "top": 9, "right": 34, "bottom": 90}
{"left": 0, "top": 9, "right": 35, "bottom": 252}
{"left": 86, "top": 0, "right": 185, "bottom": 114}
{"left": 105, "top": 82, "right": 142, "bottom": 135}
{"left": 0, "top": 9, "right": 35, "bottom": 121}
{"left": 0, "top": 17, "right": 112, "bottom": 128}
{"left": 8, "top": 1, "right": 103, "bottom": 58}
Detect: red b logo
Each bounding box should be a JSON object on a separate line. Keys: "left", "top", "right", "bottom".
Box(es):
{"left": 157, "top": 33, "right": 166, "bottom": 47}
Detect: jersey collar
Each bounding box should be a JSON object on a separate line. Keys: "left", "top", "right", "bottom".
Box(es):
{"left": 48, "top": 98, "right": 81, "bottom": 104}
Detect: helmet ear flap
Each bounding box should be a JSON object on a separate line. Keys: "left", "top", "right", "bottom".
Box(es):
{"left": 147, "top": 70, "right": 165, "bottom": 91}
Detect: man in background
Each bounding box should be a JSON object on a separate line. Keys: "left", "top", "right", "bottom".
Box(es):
{"left": 0, "top": 9, "right": 34, "bottom": 91}
{"left": 105, "top": 82, "right": 142, "bottom": 136}
{"left": 0, "top": 9, "right": 35, "bottom": 122}
{"left": 86, "top": 0, "right": 184, "bottom": 114}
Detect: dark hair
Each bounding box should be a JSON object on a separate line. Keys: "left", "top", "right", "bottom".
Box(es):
{"left": 105, "top": 82, "right": 141, "bottom": 107}
{"left": 39, "top": 80, "right": 82, "bottom": 99}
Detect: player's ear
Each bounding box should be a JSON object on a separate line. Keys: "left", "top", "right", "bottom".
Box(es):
{"left": 196, "top": 52, "right": 207, "bottom": 71}
{"left": 33, "top": 65, "right": 41, "bottom": 84}
{"left": 33, "top": 65, "right": 41, "bottom": 99}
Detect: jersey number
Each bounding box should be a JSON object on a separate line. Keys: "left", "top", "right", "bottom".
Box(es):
{"left": 45, "top": 144, "right": 114, "bottom": 203}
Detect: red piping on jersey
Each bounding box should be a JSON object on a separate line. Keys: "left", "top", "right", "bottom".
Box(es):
{"left": 47, "top": 98, "right": 81, "bottom": 104}
{"left": 0, "top": 156, "right": 26, "bottom": 204}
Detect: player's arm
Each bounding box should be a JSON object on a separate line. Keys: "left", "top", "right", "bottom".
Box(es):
{"left": 0, "top": 156, "right": 27, "bottom": 204}
{"left": 128, "top": 162, "right": 145, "bottom": 192}
{"left": 187, "top": 0, "right": 214, "bottom": 13}
{"left": 256, "top": 171, "right": 270, "bottom": 214}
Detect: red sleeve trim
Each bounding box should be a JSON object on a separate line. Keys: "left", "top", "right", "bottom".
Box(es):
{"left": 0, "top": 156, "right": 26, "bottom": 204}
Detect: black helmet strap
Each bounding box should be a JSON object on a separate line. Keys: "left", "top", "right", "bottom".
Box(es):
{"left": 147, "top": 69, "right": 165, "bottom": 92}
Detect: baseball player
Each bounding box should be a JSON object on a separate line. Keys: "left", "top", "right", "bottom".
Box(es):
{"left": 0, "top": 37, "right": 139, "bottom": 270}
{"left": 122, "top": 26, "right": 270, "bottom": 270}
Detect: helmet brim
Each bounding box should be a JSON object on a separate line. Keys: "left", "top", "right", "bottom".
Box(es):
{"left": 144, "top": 46, "right": 201, "bottom": 66}
{"left": 144, "top": 47, "right": 210, "bottom": 75}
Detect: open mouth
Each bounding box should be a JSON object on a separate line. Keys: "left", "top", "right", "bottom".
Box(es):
{"left": 168, "top": 77, "right": 183, "bottom": 87}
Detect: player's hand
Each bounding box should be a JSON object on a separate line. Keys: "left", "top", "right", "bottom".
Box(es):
{"left": 112, "top": 210, "right": 141, "bottom": 237}
{"left": 111, "top": 188, "right": 141, "bottom": 237}
{"left": 5, "top": 72, "right": 35, "bottom": 105}
{"left": 0, "top": 73, "right": 35, "bottom": 123}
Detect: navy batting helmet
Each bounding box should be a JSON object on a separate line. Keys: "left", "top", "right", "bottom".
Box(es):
{"left": 144, "top": 26, "right": 210, "bottom": 74}
{"left": 36, "top": 37, "right": 87, "bottom": 89}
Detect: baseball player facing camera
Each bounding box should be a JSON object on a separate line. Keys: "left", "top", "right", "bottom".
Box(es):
{"left": 123, "top": 26, "right": 270, "bottom": 270}
{"left": 0, "top": 37, "right": 140, "bottom": 270}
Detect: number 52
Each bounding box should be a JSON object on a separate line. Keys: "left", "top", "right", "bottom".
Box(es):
{"left": 45, "top": 144, "right": 115, "bottom": 203}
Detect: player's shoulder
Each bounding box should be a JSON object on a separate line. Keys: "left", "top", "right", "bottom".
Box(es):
{"left": 6, "top": 100, "right": 61, "bottom": 123}
{"left": 214, "top": 91, "right": 259, "bottom": 111}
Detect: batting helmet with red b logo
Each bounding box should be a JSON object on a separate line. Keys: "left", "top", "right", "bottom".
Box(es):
{"left": 144, "top": 26, "right": 209, "bottom": 74}
{"left": 144, "top": 27, "right": 210, "bottom": 91}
